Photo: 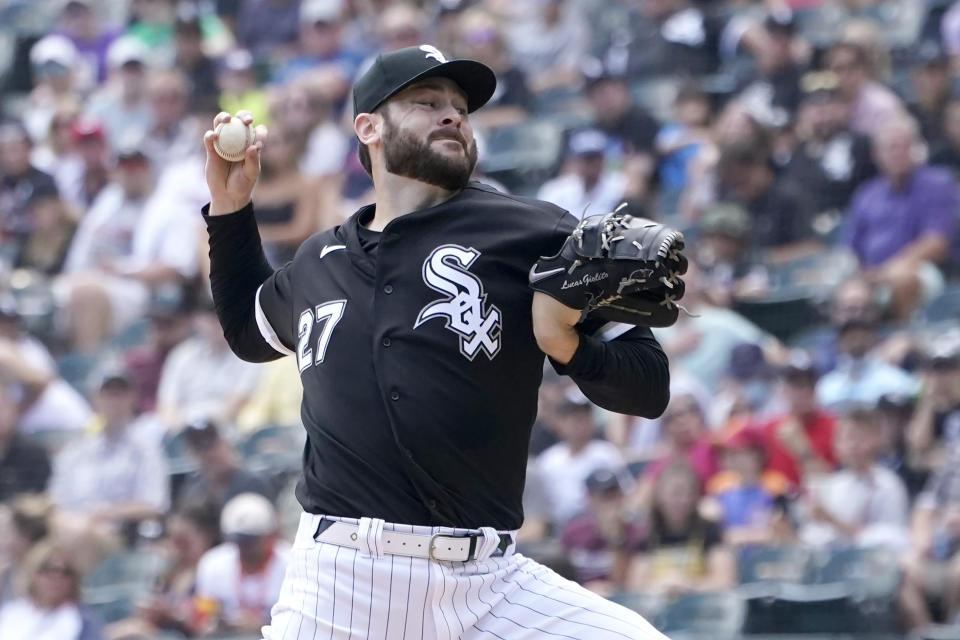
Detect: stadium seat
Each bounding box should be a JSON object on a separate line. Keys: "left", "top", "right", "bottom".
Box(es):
{"left": 658, "top": 591, "right": 745, "bottom": 637}
{"left": 736, "top": 545, "right": 811, "bottom": 597}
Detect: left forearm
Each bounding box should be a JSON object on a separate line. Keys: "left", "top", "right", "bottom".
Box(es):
{"left": 554, "top": 327, "right": 670, "bottom": 417}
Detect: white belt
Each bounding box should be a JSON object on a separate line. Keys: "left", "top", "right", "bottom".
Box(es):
{"left": 314, "top": 520, "right": 513, "bottom": 562}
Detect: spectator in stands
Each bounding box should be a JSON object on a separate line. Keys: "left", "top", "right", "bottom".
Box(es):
{"left": 618, "top": 0, "right": 725, "bottom": 78}
{"left": 49, "top": 367, "right": 169, "bottom": 533}
{"left": 58, "top": 144, "right": 156, "bottom": 351}
{"left": 875, "top": 391, "right": 927, "bottom": 499}
{"left": 216, "top": 49, "right": 270, "bottom": 128}
{"left": 806, "top": 276, "right": 881, "bottom": 375}
{"left": 253, "top": 125, "right": 318, "bottom": 266}
{"left": 233, "top": 0, "right": 302, "bottom": 58}
{"left": 0, "top": 495, "right": 52, "bottom": 605}
{"left": 236, "top": 358, "right": 304, "bottom": 433}
{"left": 784, "top": 71, "right": 876, "bottom": 229}
{"left": 0, "top": 297, "right": 91, "bottom": 434}
{"left": 760, "top": 354, "right": 836, "bottom": 487}
{"left": 537, "top": 128, "right": 627, "bottom": 218}
{"left": 374, "top": 2, "right": 426, "bottom": 54}
{"left": 691, "top": 202, "right": 757, "bottom": 308}
{"left": 140, "top": 69, "right": 197, "bottom": 167}
{"left": 737, "top": 11, "right": 806, "bottom": 126}
{"left": 843, "top": 115, "right": 959, "bottom": 320}
{"left": 503, "top": 0, "right": 587, "bottom": 98}
{"left": 66, "top": 117, "right": 110, "bottom": 209}
{"left": 581, "top": 60, "right": 659, "bottom": 162}
{"left": 561, "top": 467, "right": 643, "bottom": 595}
{"left": 628, "top": 460, "right": 736, "bottom": 594}
{"left": 900, "top": 446, "right": 960, "bottom": 629}
{"left": 653, "top": 262, "right": 783, "bottom": 391}
{"left": 126, "top": 0, "right": 177, "bottom": 59}
{"left": 0, "top": 540, "right": 102, "bottom": 640}
{"left": 533, "top": 389, "right": 624, "bottom": 528}
{"left": 124, "top": 284, "right": 195, "bottom": 416}
{"left": 907, "top": 41, "right": 951, "bottom": 145}
{"left": 454, "top": 8, "right": 534, "bottom": 129}
{"left": 178, "top": 418, "right": 275, "bottom": 509}
{"left": 716, "top": 139, "right": 819, "bottom": 263}
{"left": 800, "top": 407, "right": 909, "bottom": 551}
{"left": 84, "top": 36, "right": 152, "bottom": 150}
{"left": 0, "top": 122, "right": 58, "bottom": 256}
{"left": 156, "top": 296, "right": 261, "bottom": 432}
{"left": 271, "top": 0, "right": 363, "bottom": 92}
{"left": 54, "top": 0, "right": 118, "bottom": 88}
{"left": 581, "top": 60, "right": 659, "bottom": 204}
{"left": 707, "top": 426, "right": 794, "bottom": 547}
{"left": 194, "top": 493, "right": 290, "bottom": 635}
{"left": 106, "top": 500, "right": 220, "bottom": 640}
{"left": 826, "top": 41, "right": 905, "bottom": 137}
{"left": 14, "top": 187, "right": 77, "bottom": 277}
{"left": 173, "top": 8, "right": 219, "bottom": 114}
{"left": 640, "top": 391, "right": 718, "bottom": 491}
{"left": 655, "top": 83, "right": 713, "bottom": 215}
{"left": 24, "top": 35, "right": 82, "bottom": 145}
{"left": 906, "top": 344, "right": 960, "bottom": 475}
{"left": 0, "top": 384, "right": 50, "bottom": 502}
{"left": 30, "top": 105, "right": 82, "bottom": 207}
{"left": 816, "top": 318, "right": 916, "bottom": 411}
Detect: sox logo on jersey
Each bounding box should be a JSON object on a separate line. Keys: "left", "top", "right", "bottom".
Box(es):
{"left": 415, "top": 244, "right": 502, "bottom": 361}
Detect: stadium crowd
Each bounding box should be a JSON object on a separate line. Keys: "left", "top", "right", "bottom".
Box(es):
{"left": 1, "top": 0, "right": 960, "bottom": 637}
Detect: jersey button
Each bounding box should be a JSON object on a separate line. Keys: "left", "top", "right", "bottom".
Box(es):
{"left": 428, "top": 499, "right": 438, "bottom": 509}
{"left": 390, "top": 391, "right": 400, "bottom": 401}
{"left": 382, "top": 337, "right": 391, "bottom": 347}
{"left": 383, "top": 284, "right": 394, "bottom": 294}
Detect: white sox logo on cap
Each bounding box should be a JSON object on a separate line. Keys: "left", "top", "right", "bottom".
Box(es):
{"left": 419, "top": 44, "right": 447, "bottom": 63}
{"left": 415, "top": 245, "right": 501, "bottom": 361}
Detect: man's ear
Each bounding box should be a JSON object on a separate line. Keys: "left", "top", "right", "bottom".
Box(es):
{"left": 355, "top": 112, "right": 382, "bottom": 146}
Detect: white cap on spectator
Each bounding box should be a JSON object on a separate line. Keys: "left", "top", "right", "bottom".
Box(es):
{"left": 300, "top": 0, "right": 344, "bottom": 24}
{"left": 30, "top": 35, "right": 77, "bottom": 68}
{"left": 221, "top": 493, "right": 276, "bottom": 537}
{"left": 107, "top": 36, "right": 149, "bottom": 69}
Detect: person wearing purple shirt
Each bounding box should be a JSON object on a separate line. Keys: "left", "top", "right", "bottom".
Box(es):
{"left": 843, "top": 115, "right": 959, "bottom": 320}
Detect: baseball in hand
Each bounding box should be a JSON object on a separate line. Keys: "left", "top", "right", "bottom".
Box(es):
{"left": 213, "top": 116, "right": 254, "bottom": 162}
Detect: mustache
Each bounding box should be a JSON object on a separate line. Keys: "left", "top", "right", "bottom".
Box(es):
{"left": 429, "top": 128, "right": 468, "bottom": 148}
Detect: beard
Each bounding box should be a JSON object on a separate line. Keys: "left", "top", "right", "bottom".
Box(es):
{"left": 381, "top": 113, "right": 478, "bottom": 191}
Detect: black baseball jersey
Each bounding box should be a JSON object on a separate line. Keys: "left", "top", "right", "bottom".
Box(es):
{"left": 204, "top": 181, "right": 669, "bottom": 530}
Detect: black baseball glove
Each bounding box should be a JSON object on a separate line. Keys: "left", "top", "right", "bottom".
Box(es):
{"left": 529, "top": 206, "right": 688, "bottom": 327}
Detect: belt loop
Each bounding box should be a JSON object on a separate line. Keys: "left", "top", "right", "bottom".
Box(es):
{"left": 474, "top": 527, "right": 500, "bottom": 561}
{"left": 357, "top": 517, "right": 385, "bottom": 559}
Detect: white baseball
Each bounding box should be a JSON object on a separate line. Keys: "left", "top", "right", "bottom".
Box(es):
{"left": 213, "top": 117, "right": 254, "bottom": 162}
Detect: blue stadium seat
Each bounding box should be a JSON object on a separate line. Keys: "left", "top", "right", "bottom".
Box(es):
{"left": 658, "top": 591, "right": 745, "bottom": 637}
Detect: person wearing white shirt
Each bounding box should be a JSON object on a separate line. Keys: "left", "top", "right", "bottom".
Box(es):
{"left": 49, "top": 369, "right": 169, "bottom": 528}
{"left": 537, "top": 128, "right": 627, "bottom": 219}
{"left": 0, "top": 541, "right": 101, "bottom": 640}
{"left": 816, "top": 319, "right": 916, "bottom": 411}
{"left": 535, "top": 390, "right": 625, "bottom": 527}
{"left": 801, "top": 407, "right": 909, "bottom": 550}
{"left": 195, "top": 493, "right": 290, "bottom": 635}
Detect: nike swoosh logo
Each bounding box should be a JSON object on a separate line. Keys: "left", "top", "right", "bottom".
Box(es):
{"left": 320, "top": 245, "right": 346, "bottom": 259}
{"left": 528, "top": 264, "right": 566, "bottom": 283}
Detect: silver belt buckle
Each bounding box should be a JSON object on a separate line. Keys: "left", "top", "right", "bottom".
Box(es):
{"left": 428, "top": 533, "right": 445, "bottom": 560}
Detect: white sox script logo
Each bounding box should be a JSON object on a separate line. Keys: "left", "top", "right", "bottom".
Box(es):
{"left": 415, "top": 245, "right": 501, "bottom": 361}
{"left": 419, "top": 44, "right": 447, "bottom": 63}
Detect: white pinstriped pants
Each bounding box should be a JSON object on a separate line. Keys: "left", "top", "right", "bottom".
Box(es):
{"left": 262, "top": 513, "right": 668, "bottom": 640}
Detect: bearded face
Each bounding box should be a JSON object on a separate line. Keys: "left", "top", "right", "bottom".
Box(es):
{"left": 380, "top": 109, "right": 478, "bottom": 191}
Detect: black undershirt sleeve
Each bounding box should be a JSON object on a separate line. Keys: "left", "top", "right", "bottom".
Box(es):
{"left": 202, "top": 202, "right": 283, "bottom": 363}
{"left": 551, "top": 324, "right": 670, "bottom": 418}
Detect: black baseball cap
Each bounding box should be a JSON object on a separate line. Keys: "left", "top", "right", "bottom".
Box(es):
{"left": 352, "top": 44, "right": 496, "bottom": 117}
